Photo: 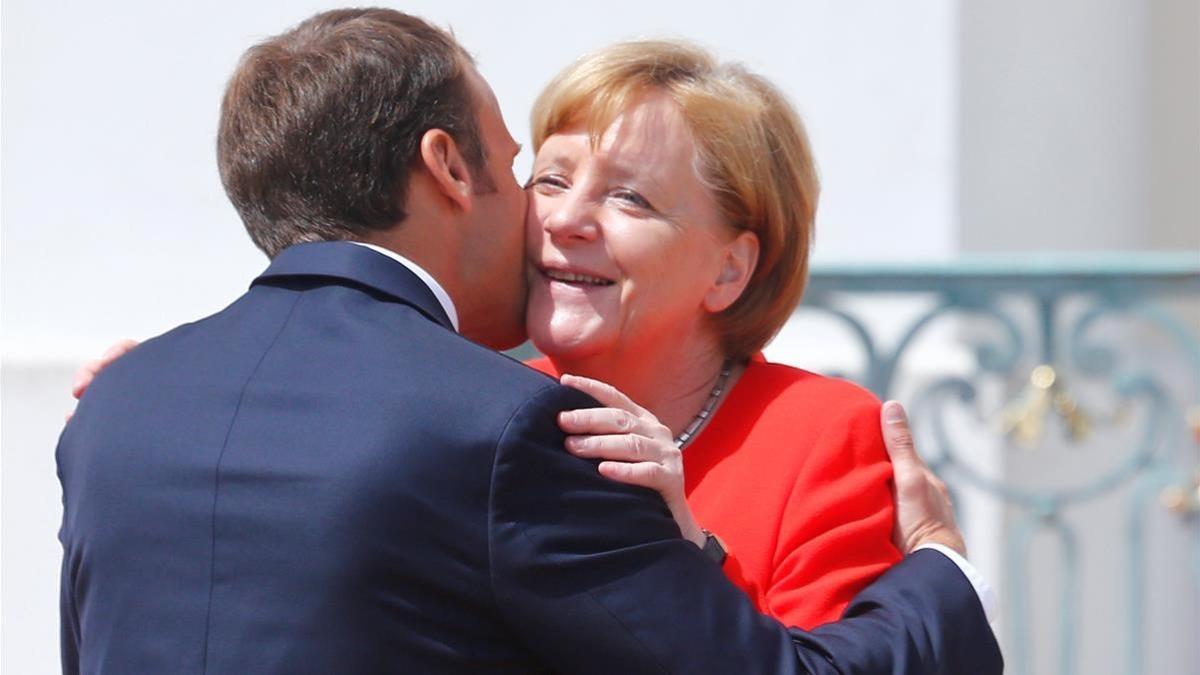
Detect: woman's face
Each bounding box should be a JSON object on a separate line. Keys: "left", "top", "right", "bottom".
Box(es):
{"left": 525, "top": 91, "right": 741, "bottom": 362}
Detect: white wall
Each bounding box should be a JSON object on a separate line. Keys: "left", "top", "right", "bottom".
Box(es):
{"left": 2, "top": 365, "right": 76, "bottom": 675}
{"left": 959, "top": 0, "right": 1200, "bottom": 253}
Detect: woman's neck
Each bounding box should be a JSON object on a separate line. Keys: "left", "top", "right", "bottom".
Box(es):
{"left": 548, "top": 330, "right": 734, "bottom": 438}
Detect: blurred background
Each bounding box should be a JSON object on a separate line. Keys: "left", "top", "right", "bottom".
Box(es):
{"left": 4, "top": 1, "right": 1198, "bottom": 672}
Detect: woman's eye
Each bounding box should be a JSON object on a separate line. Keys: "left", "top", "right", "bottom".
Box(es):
{"left": 528, "top": 174, "right": 568, "bottom": 191}
{"left": 613, "top": 189, "right": 652, "bottom": 210}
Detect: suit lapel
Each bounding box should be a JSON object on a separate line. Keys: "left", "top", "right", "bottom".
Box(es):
{"left": 252, "top": 241, "right": 455, "bottom": 331}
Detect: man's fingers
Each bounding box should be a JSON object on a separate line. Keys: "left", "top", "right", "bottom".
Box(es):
{"left": 881, "top": 400, "right": 920, "bottom": 463}
{"left": 880, "top": 401, "right": 969, "bottom": 556}
{"left": 882, "top": 400, "right": 935, "bottom": 503}
{"left": 931, "top": 473, "right": 950, "bottom": 498}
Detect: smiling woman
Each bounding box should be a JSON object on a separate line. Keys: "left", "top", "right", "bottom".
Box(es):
{"left": 526, "top": 89, "right": 754, "bottom": 370}
{"left": 523, "top": 39, "right": 902, "bottom": 630}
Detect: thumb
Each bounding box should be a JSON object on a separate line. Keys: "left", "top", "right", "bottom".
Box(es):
{"left": 881, "top": 400, "right": 918, "bottom": 465}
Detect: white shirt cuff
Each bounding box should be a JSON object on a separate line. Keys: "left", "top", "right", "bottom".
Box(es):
{"left": 914, "top": 543, "right": 998, "bottom": 625}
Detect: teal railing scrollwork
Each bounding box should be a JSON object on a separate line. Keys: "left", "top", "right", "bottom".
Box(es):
{"left": 801, "top": 254, "right": 1200, "bottom": 675}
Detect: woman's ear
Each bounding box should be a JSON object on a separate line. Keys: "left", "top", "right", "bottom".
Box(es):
{"left": 418, "top": 128, "right": 474, "bottom": 213}
{"left": 703, "top": 230, "right": 760, "bottom": 313}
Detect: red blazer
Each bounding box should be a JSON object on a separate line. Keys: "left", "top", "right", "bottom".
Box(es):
{"left": 528, "top": 354, "right": 902, "bottom": 629}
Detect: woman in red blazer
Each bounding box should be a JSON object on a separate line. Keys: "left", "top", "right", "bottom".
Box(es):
{"left": 521, "top": 39, "right": 901, "bottom": 629}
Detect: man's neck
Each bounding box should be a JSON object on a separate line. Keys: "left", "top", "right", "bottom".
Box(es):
{"left": 357, "top": 222, "right": 450, "bottom": 284}
{"left": 361, "top": 214, "right": 461, "bottom": 288}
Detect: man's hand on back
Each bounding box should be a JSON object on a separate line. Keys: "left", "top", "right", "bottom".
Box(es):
{"left": 880, "top": 401, "right": 967, "bottom": 557}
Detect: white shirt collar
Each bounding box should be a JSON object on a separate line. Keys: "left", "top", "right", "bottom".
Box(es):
{"left": 349, "top": 242, "right": 460, "bottom": 332}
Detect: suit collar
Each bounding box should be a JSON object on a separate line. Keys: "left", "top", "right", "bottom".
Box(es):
{"left": 252, "top": 241, "right": 455, "bottom": 331}
{"left": 347, "top": 243, "right": 459, "bottom": 330}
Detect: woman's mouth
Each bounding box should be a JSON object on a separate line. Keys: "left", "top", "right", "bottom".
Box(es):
{"left": 542, "top": 269, "right": 616, "bottom": 287}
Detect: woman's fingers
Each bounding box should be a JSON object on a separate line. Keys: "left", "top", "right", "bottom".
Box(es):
{"left": 72, "top": 339, "right": 139, "bottom": 399}
{"left": 554, "top": 378, "right": 686, "bottom": 508}
{"left": 72, "top": 358, "right": 109, "bottom": 399}
{"left": 72, "top": 364, "right": 100, "bottom": 399}
{"left": 559, "top": 374, "right": 649, "bottom": 417}
{"left": 597, "top": 460, "right": 669, "bottom": 491}
{"left": 558, "top": 407, "right": 644, "bottom": 435}
{"left": 565, "top": 433, "right": 661, "bottom": 462}
{"left": 102, "top": 338, "right": 140, "bottom": 362}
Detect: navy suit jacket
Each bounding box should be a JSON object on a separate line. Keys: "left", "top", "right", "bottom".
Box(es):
{"left": 58, "top": 241, "right": 1001, "bottom": 673}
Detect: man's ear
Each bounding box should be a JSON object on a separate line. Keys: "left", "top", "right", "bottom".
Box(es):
{"left": 418, "top": 128, "right": 474, "bottom": 213}
{"left": 703, "top": 230, "right": 760, "bottom": 314}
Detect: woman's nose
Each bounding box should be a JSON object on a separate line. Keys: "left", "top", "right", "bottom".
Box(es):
{"left": 542, "top": 193, "right": 600, "bottom": 244}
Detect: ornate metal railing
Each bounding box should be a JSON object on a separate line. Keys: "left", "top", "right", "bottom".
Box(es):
{"left": 801, "top": 254, "right": 1200, "bottom": 675}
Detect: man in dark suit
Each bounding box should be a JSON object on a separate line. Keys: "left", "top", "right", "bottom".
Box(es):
{"left": 58, "top": 8, "right": 1001, "bottom": 673}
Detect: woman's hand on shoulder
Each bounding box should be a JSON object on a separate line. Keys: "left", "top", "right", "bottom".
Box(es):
{"left": 557, "top": 374, "right": 706, "bottom": 548}
{"left": 72, "top": 339, "right": 140, "bottom": 399}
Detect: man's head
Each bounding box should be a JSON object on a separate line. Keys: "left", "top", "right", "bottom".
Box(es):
{"left": 217, "top": 8, "right": 528, "bottom": 349}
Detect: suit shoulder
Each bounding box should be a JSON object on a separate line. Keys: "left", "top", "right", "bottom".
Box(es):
{"left": 432, "top": 334, "right": 561, "bottom": 400}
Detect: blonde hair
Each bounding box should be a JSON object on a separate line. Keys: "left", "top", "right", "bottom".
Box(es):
{"left": 530, "top": 39, "right": 819, "bottom": 361}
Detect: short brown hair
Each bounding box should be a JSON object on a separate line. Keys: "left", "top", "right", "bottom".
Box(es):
{"left": 531, "top": 40, "right": 819, "bottom": 361}
{"left": 218, "top": 8, "right": 489, "bottom": 258}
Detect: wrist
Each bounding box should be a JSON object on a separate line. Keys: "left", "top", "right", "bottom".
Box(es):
{"left": 681, "top": 522, "right": 706, "bottom": 548}
{"left": 675, "top": 514, "right": 706, "bottom": 548}
{"left": 667, "top": 499, "right": 706, "bottom": 547}
{"left": 913, "top": 530, "right": 966, "bottom": 558}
